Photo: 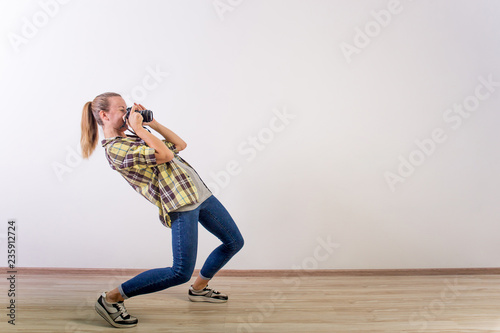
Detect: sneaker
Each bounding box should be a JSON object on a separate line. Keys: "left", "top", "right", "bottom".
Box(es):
{"left": 95, "top": 292, "right": 138, "bottom": 328}
{"left": 188, "top": 285, "right": 228, "bottom": 303}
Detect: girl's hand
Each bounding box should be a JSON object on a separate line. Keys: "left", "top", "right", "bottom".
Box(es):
{"left": 143, "top": 118, "right": 158, "bottom": 129}
{"left": 126, "top": 104, "right": 144, "bottom": 131}
{"left": 134, "top": 103, "right": 146, "bottom": 111}
{"left": 134, "top": 103, "right": 159, "bottom": 129}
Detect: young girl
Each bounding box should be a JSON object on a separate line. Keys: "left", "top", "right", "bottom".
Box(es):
{"left": 81, "top": 92, "right": 244, "bottom": 328}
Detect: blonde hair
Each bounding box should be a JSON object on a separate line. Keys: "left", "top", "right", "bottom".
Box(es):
{"left": 80, "top": 92, "right": 121, "bottom": 159}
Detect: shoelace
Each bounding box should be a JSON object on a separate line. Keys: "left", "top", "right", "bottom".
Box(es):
{"left": 115, "top": 302, "right": 131, "bottom": 319}
{"left": 207, "top": 288, "right": 223, "bottom": 296}
{"left": 193, "top": 286, "right": 222, "bottom": 296}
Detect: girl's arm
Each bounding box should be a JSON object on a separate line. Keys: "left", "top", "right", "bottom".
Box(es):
{"left": 147, "top": 120, "right": 187, "bottom": 152}
{"left": 128, "top": 112, "right": 174, "bottom": 164}
{"left": 133, "top": 103, "right": 187, "bottom": 152}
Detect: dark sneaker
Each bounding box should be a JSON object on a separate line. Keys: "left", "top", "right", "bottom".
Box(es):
{"left": 188, "top": 285, "right": 228, "bottom": 303}
{"left": 95, "top": 292, "right": 138, "bottom": 328}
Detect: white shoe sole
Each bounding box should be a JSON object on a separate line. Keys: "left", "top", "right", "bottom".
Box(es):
{"left": 188, "top": 295, "right": 228, "bottom": 303}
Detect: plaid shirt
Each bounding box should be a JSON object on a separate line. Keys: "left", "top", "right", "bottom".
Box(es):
{"left": 101, "top": 136, "right": 199, "bottom": 227}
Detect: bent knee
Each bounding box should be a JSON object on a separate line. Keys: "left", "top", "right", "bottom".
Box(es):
{"left": 172, "top": 266, "right": 194, "bottom": 284}
{"left": 232, "top": 234, "right": 244, "bottom": 253}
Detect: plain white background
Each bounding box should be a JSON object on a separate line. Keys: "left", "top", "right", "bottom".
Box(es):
{"left": 1, "top": 0, "right": 499, "bottom": 270}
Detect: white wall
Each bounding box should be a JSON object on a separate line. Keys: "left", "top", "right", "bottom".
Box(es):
{"left": 1, "top": 0, "right": 499, "bottom": 270}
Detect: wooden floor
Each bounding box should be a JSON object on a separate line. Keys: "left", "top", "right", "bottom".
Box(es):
{"left": 5, "top": 269, "right": 500, "bottom": 332}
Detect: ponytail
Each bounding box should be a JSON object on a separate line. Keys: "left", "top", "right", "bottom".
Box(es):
{"left": 80, "top": 92, "right": 122, "bottom": 159}
{"left": 81, "top": 101, "right": 98, "bottom": 159}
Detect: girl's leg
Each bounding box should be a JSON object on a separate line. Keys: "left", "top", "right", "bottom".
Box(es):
{"left": 116, "top": 210, "right": 199, "bottom": 299}
{"left": 192, "top": 275, "right": 210, "bottom": 291}
{"left": 196, "top": 196, "right": 244, "bottom": 283}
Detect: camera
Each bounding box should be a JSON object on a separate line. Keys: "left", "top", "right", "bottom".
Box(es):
{"left": 125, "top": 107, "right": 154, "bottom": 123}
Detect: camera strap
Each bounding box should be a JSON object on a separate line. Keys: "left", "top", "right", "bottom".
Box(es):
{"left": 126, "top": 126, "right": 151, "bottom": 136}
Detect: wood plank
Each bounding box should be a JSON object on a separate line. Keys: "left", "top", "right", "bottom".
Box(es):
{"left": 2, "top": 268, "right": 500, "bottom": 332}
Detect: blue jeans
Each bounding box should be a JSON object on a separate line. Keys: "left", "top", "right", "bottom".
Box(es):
{"left": 118, "top": 195, "right": 244, "bottom": 299}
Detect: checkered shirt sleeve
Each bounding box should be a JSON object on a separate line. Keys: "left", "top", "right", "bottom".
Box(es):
{"left": 105, "top": 140, "right": 157, "bottom": 170}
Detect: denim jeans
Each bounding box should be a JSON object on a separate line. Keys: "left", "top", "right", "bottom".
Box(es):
{"left": 118, "top": 195, "right": 244, "bottom": 299}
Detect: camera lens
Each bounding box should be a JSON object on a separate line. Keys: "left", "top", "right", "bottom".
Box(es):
{"left": 125, "top": 107, "right": 153, "bottom": 122}
{"left": 142, "top": 110, "right": 153, "bottom": 122}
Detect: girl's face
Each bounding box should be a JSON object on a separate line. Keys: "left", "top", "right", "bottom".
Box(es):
{"left": 102, "top": 96, "right": 128, "bottom": 132}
